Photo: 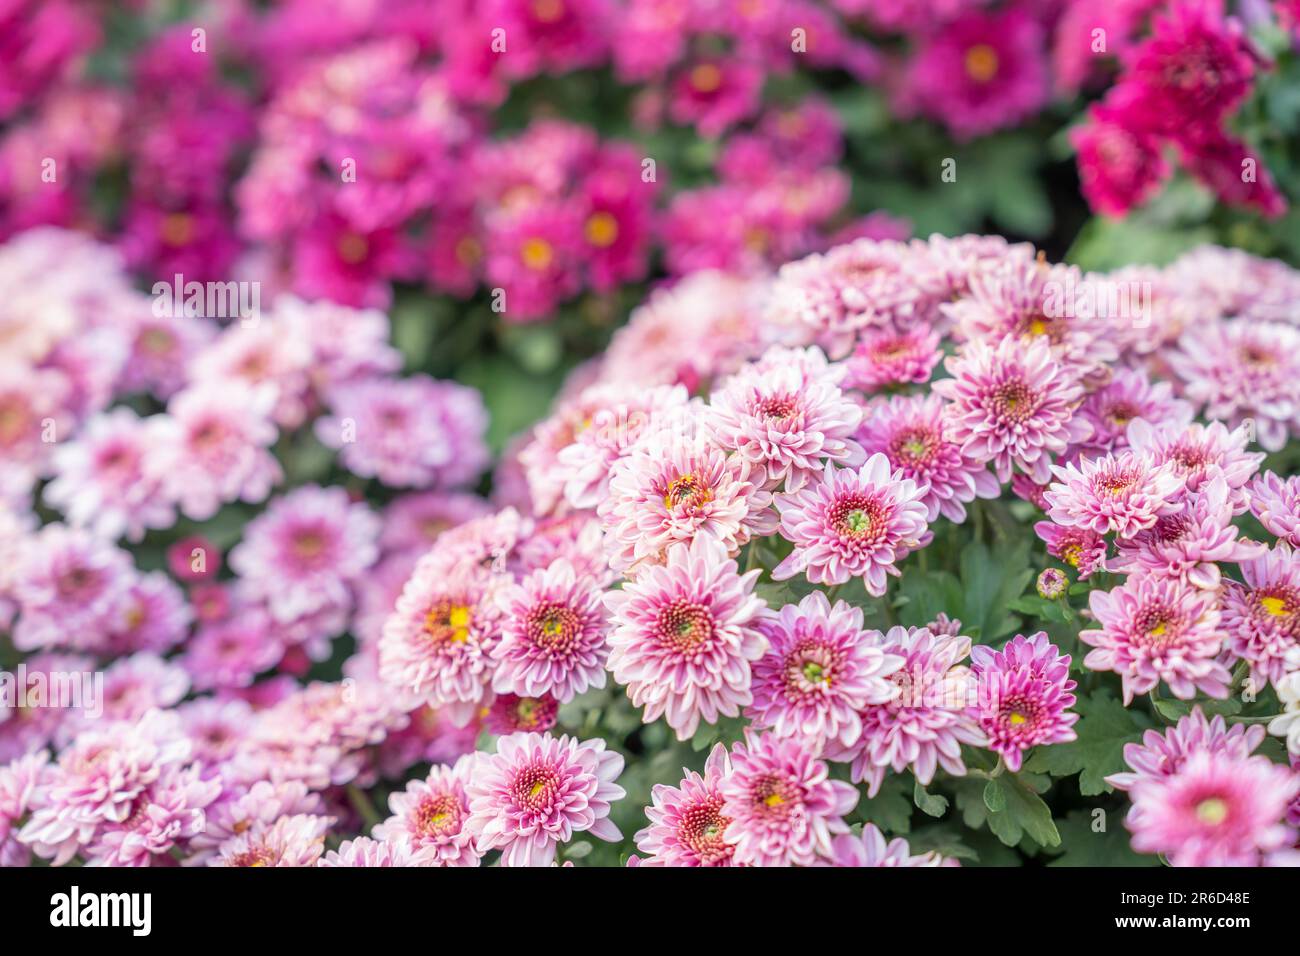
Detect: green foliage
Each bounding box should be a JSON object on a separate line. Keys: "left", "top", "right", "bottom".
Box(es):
{"left": 1024, "top": 687, "right": 1154, "bottom": 796}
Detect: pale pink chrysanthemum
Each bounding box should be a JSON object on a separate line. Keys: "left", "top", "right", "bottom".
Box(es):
{"left": 273, "top": 295, "right": 403, "bottom": 393}
{"left": 605, "top": 536, "right": 769, "bottom": 741}
{"left": 379, "top": 490, "right": 492, "bottom": 557}
{"left": 465, "top": 732, "right": 625, "bottom": 867}
{"left": 373, "top": 755, "right": 481, "bottom": 867}
{"left": 176, "top": 697, "right": 257, "bottom": 767}
{"left": 182, "top": 604, "right": 286, "bottom": 691}
{"left": 827, "top": 824, "right": 959, "bottom": 867}
{"left": 89, "top": 652, "right": 190, "bottom": 727}
{"left": 634, "top": 744, "right": 737, "bottom": 867}
{"left": 704, "top": 346, "right": 864, "bottom": 493}
{"left": 1080, "top": 574, "right": 1230, "bottom": 704}
{"left": 378, "top": 562, "right": 503, "bottom": 725}
{"left": 1221, "top": 542, "right": 1300, "bottom": 691}
{"left": 18, "top": 710, "right": 193, "bottom": 866}
{"left": 1044, "top": 450, "right": 1185, "bottom": 539}
{"left": 1248, "top": 471, "right": 1300, "bottom": 549}
{"left": 104, "top": 571, "right": 192, "bottom": 656}
{"left": 187, "top": 780, "right": 325, "bottom": 860}
{"left": 933, "top": 335, "right": 1090, "bottom": 483}
{"left": 719, "top": 729, "right": 858, "bottom": 867}
{"left": 484, "top": 693, "right": 561, "bottom": 736}
{"left": 10, "top": 524, "right": 135, "bottom": 653}
{"left": 1109, "top": 474, "right": 1266, "bottom": 591}
{"left": 42, "top": 407, "right": 174, "bottom": 542}
{"left": 772, "top": 454, "right": 930, "bottom": 593}
{"left": 969, "top": 632, "right": 1078, "bottom": 773}
{"left": 1167, "top": 318, "right": 1300, "bottom": 452}
{"left": 1033, "top": 521, "right": 1108, "bottom": 579}
{"left": 83, "top": 763, "right": 220, "bottom": 867}
{"left": 188, "top": 319, "right": 314, "bottom": 429}
{"left": 1076, "top": 367, "right": 1193, "bottom": 454}
{"left": 145, "top": 382, "right": 281, "bottom": 521}
{"left": 1107, "top": 707, "right": 1268, "bottom": 792}
{"left": 491, "top": 559, "right": 609, "bottom": 703}
{"left": 831, "top": 626, "right": 985, "bottom": 796}
{"left": 857, "top": 393, "right": 1000, "bottom": 524}
{"left": 747, "top": 592, "right": 903, "bottom": 750}
{"left": 0, "top": 653, "right": 95, "bottom": 762}
{"left": 315, "top": 375, "right": 489, "bottom": 489}
{"left": 1, "top": 752, "right": 51, "bottom": 867}
{"left": 210, "top": 813, "right": 334, "bottom": 867}
{"left": 1126, "top": 751, "right": 1298, "bottom": 867}
{"left": 319, "top": 837, "right": 413, "bottom": 867}
{"left": 230, "top": 484, "right": 380, "bottom": 623}
{"left": 844, "top": 324, "right": 943, "bottom": 391}
{"left": 1125, "top": 418, "right": 1263, "bottom": 510}
{"left": 599, "top": 431, "right": 777, "bottom": 574}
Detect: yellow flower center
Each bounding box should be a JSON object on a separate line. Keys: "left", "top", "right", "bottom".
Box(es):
{"left": 1261, "top": 595, "right": 1289, "bottom": 617}
{"left": 520, "top": 237, "right": 554, "bottom": 271}
{"left": 1196, "top": 797, "right": 1228, "bottom": 826}
{"left": 690, "top": 63, "right": 723, "bottom": 93}
{"left": 584, "top": 211, "right": 619, "bottom": 248}
{"left": 160, "top": 213, "right": 196, "bottom": 247}
{"left": 964, "top": 44, "right": 999, "bottom": 83}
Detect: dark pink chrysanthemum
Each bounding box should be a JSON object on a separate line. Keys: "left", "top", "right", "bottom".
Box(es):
{"left": 1107, "top": 707, "right": 1267, "bottom": 792}
{"left": 1081, "top": 574, "right": 1229, "bottom": 704}
{"left": 747, "top": 592, "right": 903, "bottom": 750}
{"left": 857, "top": 393, "right": 1000, "bottom": 524}
{"left": 634, "top": 744, "right": 737, "bottom": 867}
{"left": 1222, "top": 542, "right": 1300, "bottom": 691}
{"left": 719, "top": 730, "right": 858, "bottom": 867}
{"left": 969, "top": 632, "right": 1078, "bottom": 773}
{"left": 1126, "top": 751, "right": 1297, "bottom": 867}
{"left": 373, "top": 755, "right": 481, "bottom": 867}
{"left": 484, "top": 693, "right": 560, "bottom": 736}
{"left": 933, "top": 335, "right": 1089, "bottom": 484}
{"left": 773, "top": 454, "right": 930, "bottom": 592}
{"left": 827, "top": 823, "right": 959, "bottom": 868}
{"left": 1034, "top": 520, "right": 1109, "bottom": 579}
{"left": 465, "top": 732, "right": 624, "bottom": 867}
{"left": 605, "top": 536, "right": 768, "bottom": 741}
{"left": 491, "top": 558, "right": 609, "bottom": 703}
{"left": 844, "top": 324, "right": 942, "bottom": 392}
{"left": 1045, "top": 449, "right": 1185, "bottom": 539}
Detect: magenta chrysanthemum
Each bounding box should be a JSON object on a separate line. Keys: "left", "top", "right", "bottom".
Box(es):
{"left": 933, "top": 335, "right": 1089, "bottom": 483}
{"left": 465, "top": 732, "right": 625, "bottom": 867}
{"left": 719, "top": 729, "right": 858, "bottom": 867}
{"left": 491, "top": 558, "right": 609, "bottom": 703}
{"left": 747, "top": 591, "right": 903, "bottom": 749}
{"left": 605, "top": 536, "right": 768, "bottom": 740}
{"left": 969, "top": 632, "right": 1078, "bottom": 772}
{"left": 1081, "top": 574, "right": 1229, "bottom": 704}
{"left": 634, "top": 744, "right": 736, "bottom": 867}
{"left": 1033, "top": 521, "right": 1108, "bottom": 579}
{"left": 773, "top": 454, "right": 930, "bottom": 592}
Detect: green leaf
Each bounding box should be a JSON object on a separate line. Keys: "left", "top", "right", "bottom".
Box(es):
{"left": 905, "top": 824, "right": 980, "bottom": 862}
{"left": 982, "top": 773, "right": 1061, "bottom": 849}
{"left": 1024, "top": 686, "right": 1154, "bottom": 795}
{"left": 895, "top": 570, "right": 963, "bottom": 629}
{"left": 959, "top": 538, "right": 1033, "bottom": 642}
{"left": 913, "top": 779, "right": 950, "bottom": 818}
{"left": 1045, "top": 810, "right": 1160, "bottom": 868}
{"left": 982, "top": 779, "right": 1007, "bottom": 813}
{"left": 1151, "top": 695, "right": 1242, "bottom": 722}
{"left": 855, "top": 774, "right": 914, "bottom": 835}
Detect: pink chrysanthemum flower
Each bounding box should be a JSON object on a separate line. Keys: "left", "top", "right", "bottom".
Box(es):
{"left": 605, "top": 536, "right": 769, "bottom": 741}
{"left": 83, "top": 763, "right": 220, "bottom": 867}
{"left": 772, "top": 454, "right": 930, "bottom": 593}
{"left": 1221, "top": 543, "right": 1300, "bottom": 691}
{"left": 933, "top": 336, "right": 1089, "bottom": 484}
{"left": 10, "top": 524, "right": 135, "bottom": 653}
{"left": 1166, "top": 319, "right": 1300, "bottom": 452}
{"left": 465, "top": 732, "right": 625, "bottom": 867}
{"left": 373, "top": 756, "right": 481, "bottom": 867}
{"left": 1125, "top": 418, "right": 1263, "bottom": 509}
{"left": 857, "top": 394, "right": 1000, "bottom": 524}
{"left": 379, "top": 563, "right": 502, "bottom": 726}
{"left": 719, "top": 729, "right": 858, "bottom": 867}
{"left": 315, "top": 375, "right": 489, "bottom": 489}
{"left": 211, "top": 813, "right": 334, "bottom": 868}
{"left": 1033, "top": 521, "right": 1108, "bottom": 579}
{"left": 747, "top": 592, "right": 903, "bottom": 749}
{"left": 1076, "top": 367, "right": 1192, "bottom": 454}
{"left": 1044, "top": 450, "right": 1184, "bottom": 539}
{"left": 1249, "top": 471, "right": 1300, "bottom": 549}
{"left": 1, "top": 752, "right": 50, "bottom": 867}
{"left": 704, "top": 347, "right": 864, "bottom": 493}
{"left": 146, "top": 382, "right": 281, "bottom": 521}
{"left": 319, "top": 837, "right": 413, "bottom": 867}
{"left": 634, "top": 744, "right": 736, "bottom": 868}
{"left": 187, "top": 780, "right": 325, "bottom": 860}
{"left": 832, "top": 626, "right": 985, "bottom": 796}
{"left": 484, "top": 693, "right": 561, "bottom": 736}
{"left": 182, "top": 605, "right": 285, "bottom": 691}
{"left": 43, "top": 407, "right": 174, "bottom": 542}
{"left": 491, "top": 558, "right": 609, "bottom": 703}
{"left": 1126, "top": 751, "right": 1297, "bottom": 867}
{"left": 599, "top": 431, "right": 777, "bottom": 574}
{"left": 969, "top": 632, "right": 1078, "bottom": 773}
{"left": 1081, "top": 574, "right": 1229, "bottom": 704}
{"left": 1107, "top": 707, "right": 1267, "bottom": 792}
{"left": 844, "top": 324, "right": 943, "bottom": 391}
{"left": 230, "top": 485, "right": 380, "bottom": 624}
{"left": 827, "top": 824, "right": 959, "bottom": 868}
{"left": 1110, "top": 475, "right": 1266, "bottom": 590}
{"left": 105, "top": 572, "right": 192, "bottom": 656}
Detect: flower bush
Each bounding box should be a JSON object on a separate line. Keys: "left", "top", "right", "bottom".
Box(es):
{"left": 3, "top": 0, "right": 1300, "bottom": 869}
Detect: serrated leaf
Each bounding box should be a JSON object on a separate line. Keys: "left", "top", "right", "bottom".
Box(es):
{"left": 1023, "top": 686, "right": 1154, "bottom": 795}
{"left": 983, "top": 773, "right": 1061, "bottom": 849}
{"left": 856, "top": 774, "right": 914, "bottom": 835}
